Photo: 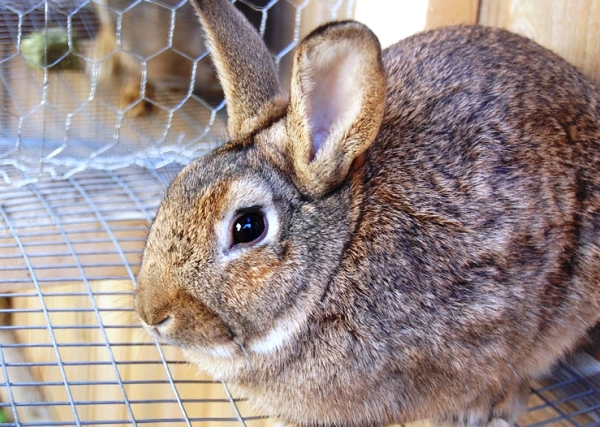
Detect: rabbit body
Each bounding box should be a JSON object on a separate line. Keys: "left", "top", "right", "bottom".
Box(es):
{"left": 135, "top": 1, "right": 600, "bottom": 425}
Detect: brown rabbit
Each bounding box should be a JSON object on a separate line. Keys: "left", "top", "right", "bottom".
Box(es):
{"left": 134, "top": 0, "right": 600, "bottom": 426}
{"left": 89, "top": 0, "right": 222, "bottom": 116}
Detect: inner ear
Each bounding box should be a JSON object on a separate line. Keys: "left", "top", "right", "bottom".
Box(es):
{"left": 307, "top": 47, "right": 362, "bottom": 160}
{"left": 286, "top": 21, "right": 386, "bottom": 196}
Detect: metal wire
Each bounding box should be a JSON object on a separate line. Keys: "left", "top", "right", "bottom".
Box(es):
{"left": 1, "top": 165, "right": 271, "bottom": 426}
{"left": 0, "top": 166, "right": 599, "bottom": 426}
{"left": 0, "top": 0, "right": 355, "bottom": 187}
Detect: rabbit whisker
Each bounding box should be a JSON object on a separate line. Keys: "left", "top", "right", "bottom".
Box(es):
{"left": 237, "top": 342, "right": 253, "bottom": 370}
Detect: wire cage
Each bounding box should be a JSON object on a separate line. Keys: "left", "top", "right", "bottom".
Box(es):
{"left": 0, "top": 0, "right": 599, "bottom": 426}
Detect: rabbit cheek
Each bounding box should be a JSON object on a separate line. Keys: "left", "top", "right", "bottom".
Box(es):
{"left": 249, "top": 315, "right": 300, "bottom": 355}
{"left": 219, "top": 252, "right": 283, "bottom": 327}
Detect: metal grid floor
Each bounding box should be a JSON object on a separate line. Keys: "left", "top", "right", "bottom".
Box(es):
{"left": 0, "top": 165, "right": 268, "bottom": 426}
{"left": 0, "top": 167, "right": 599, "bottom": 426}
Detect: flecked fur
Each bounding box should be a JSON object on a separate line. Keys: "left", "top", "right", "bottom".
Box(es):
{"left": 135, "top": 1, "right": 600, "bottom": 426}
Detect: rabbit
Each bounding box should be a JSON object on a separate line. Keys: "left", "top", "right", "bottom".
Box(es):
{"left": 88, "top": 0, "right": 222, "bottom": 116}
{"left": 134, "top": 0, "right": 600, "bottom": 426}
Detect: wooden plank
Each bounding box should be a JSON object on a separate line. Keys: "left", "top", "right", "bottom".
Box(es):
{"left": 0, "top": 297, "right": 57, "bottom": 423}
{"left": 479, "top": 0, "right": 600, "bottom": 85}
{"left": 426, "top": 0, "right": 480, "bottom": 29}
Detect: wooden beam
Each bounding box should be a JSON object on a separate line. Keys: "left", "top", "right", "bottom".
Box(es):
{"left": 426, "top": 0, "right": 480, "bottom": 30}
{"left": 479, "top": 0, "right": 600, "bottom": 85}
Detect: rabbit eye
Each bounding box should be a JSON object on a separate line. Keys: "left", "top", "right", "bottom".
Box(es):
{"left": 232, "top": 212, "right": 266, "bottom": 246}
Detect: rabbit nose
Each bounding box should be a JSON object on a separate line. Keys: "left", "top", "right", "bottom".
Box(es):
{"left": 135, "top": 300, "right": 172, "bottom": 328}
{"left": 133, "top": 285, "right": 174, "bottom": 328}
{"left": 142, "top": 310, "right": 172, "bottom": 329}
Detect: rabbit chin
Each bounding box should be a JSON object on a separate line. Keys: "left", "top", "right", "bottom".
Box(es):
{"left": 181, "top": 326, "right": 294, "bottom": 365}
{"left": 248, "top": 318, "right": 298, "bottom": 354}
{"left": 183, "top": 314, "right": 303, "bottom": 368}
{"left": 171, "top": 320, "right": 296, "bottom": 364}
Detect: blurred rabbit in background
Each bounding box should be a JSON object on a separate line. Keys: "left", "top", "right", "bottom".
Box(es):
{"left": 89, "top": 0, "right": 223, "bottom": 116}
{"left": 89, "top": 0, "right": 294, "bottom": 117}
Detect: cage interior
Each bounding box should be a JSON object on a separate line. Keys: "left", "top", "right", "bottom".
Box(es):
{"left": 0, "top": 0, "right": 599, "bottom": 426}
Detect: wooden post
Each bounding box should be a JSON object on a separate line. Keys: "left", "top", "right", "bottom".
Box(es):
{"left": 480, "top": 0, "right": 600, "bottom": 84}
{"left": 426, "top": 0, "right": 480, "bottom": 29}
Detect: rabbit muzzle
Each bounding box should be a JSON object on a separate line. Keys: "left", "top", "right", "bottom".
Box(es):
{"left": 134, "top": 281, "right": 239, "bottom": 355}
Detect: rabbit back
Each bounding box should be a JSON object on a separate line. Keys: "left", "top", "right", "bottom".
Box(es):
{"left": 263, "top": 25, "right": 600, "bottom": 424}
{"left": 199, "top": 26, "right": 600, "bottom": 425}
{"left": 345, "top": 23, "right": 600, "bottom": 414}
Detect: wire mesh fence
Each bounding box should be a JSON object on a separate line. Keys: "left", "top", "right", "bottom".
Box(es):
{"left": 0, "top": 0, "right": 599, "bottom": 426}
{"left": 1, "top": 165, "right": 600, "bottom": 426}
{"left": 0, "top": 0, "right": 354, "bottom": 186}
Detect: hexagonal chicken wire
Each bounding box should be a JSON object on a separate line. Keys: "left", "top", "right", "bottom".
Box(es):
{"left": 0, "top": 0, "right": 355, "bottom": 186}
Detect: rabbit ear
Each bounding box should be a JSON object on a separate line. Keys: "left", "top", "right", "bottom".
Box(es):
{"left": 191, "top": 0, "right": 287, "bottom": 139}
{"left": 286, "top": 21, "right": 386, "bottom": 196}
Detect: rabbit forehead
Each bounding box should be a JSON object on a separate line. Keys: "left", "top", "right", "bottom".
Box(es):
{"left": 220, "top": 176, "right": 275, "bottom": 209}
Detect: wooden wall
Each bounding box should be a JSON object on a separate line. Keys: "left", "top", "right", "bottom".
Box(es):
{"left": 425, "top": 0, "right": 600, "bottom": 85}
{"left": 357, "top": 0, "right": 599, "bottom": 86}
{"left": 477, "top": 0, "right": 599, "bottom": 85}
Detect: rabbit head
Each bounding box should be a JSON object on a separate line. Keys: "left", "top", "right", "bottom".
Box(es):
{"left": 135, "top": 1, "right": 385, "bottom": 359}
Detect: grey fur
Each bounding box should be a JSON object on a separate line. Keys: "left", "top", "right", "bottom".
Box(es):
{"left": 135, "top": 1, "right": 600, "bottom": 426}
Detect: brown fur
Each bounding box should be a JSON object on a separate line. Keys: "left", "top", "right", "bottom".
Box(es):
{"left": 135, "top": 0, "right": 600, "bottom": 426}
{"left": 189, "top": 0, "right": 288, "bottom": 136}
